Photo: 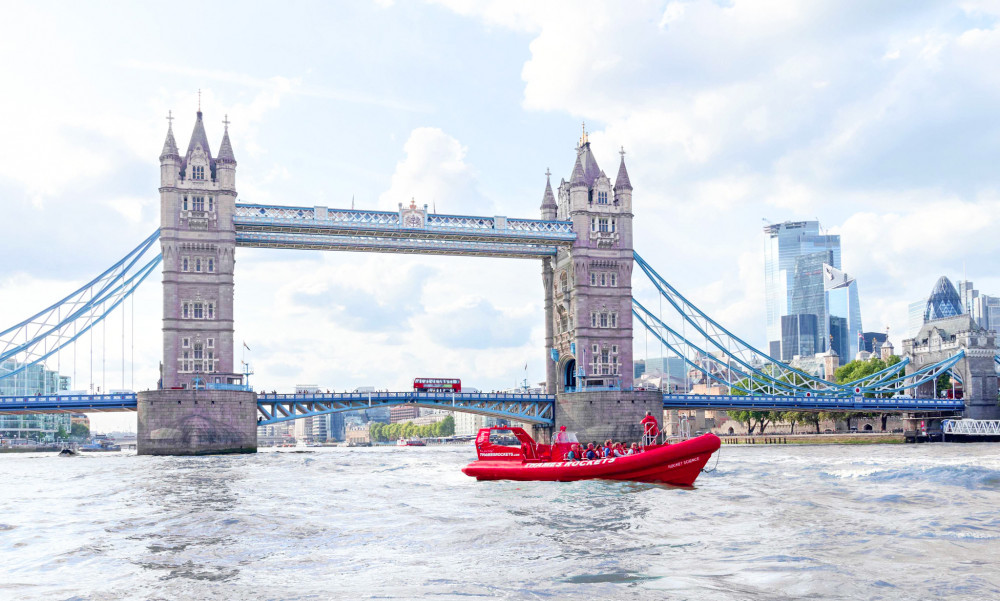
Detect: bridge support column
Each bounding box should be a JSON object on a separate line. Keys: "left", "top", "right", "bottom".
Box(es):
{"left": 137, "top": 389, "right": 257, "bottom": 455}
{"left": 554, "top": 390, "right": 662, "bottom": 443}
{"left": 542, "top": 258, "right": 556, "bottom": 394}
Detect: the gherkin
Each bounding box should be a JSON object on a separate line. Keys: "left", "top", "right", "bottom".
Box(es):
{"left": 924, "top": 276, "right": 964, "bottom": 321}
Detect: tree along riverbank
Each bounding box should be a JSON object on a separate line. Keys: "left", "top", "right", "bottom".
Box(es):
{"left": 720, "top": 433, "right": 904, "bottom": 445}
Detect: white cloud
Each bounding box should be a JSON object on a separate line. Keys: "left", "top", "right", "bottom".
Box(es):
{"left": 378, "top": 127, "right": 490, "bottom": 214}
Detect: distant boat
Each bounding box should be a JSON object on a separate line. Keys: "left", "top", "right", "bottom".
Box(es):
{"left": 78, "top": 440, "right": 121, "bottom": 452}
{"left": 58, "top": 448, "right": 78, "bottom": 457}
{"left": 396, "top": 438, "right": 426, "bottom": 447}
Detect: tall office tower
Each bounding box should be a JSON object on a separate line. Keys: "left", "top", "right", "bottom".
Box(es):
{"left": 824, "top": 264, "right": 863, "bottom": 360}
{"left": 907, "top": 299, "right": 927, "bottom": 339}
{"left": 763, "top": 221, "right": 855, "bottom": 362}
{"left": 956, "top": 279, "right": 1000, "bottom": 333}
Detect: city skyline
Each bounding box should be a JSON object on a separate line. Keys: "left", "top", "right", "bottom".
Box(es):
{"left": 4, "top": 2, "right": 1000, "bottom": 432}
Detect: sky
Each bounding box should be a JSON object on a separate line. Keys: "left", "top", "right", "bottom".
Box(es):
{"left": 3, "top": 0, "right": 1000, "bottom": 432}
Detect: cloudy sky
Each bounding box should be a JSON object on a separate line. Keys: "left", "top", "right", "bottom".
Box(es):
{"left": 3, "top": 1, "right": 1000, "bottom": 431}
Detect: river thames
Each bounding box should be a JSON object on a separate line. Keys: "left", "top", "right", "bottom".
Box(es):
{"left": 2, "top": 443, "right": 998, "bottom": 600}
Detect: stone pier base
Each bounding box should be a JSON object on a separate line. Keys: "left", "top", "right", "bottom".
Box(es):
{"left": 554, "top": 390, "right": 664, "bottom": 444}
{"left": 137, "top": 389, "right": 257, "bottom": 455}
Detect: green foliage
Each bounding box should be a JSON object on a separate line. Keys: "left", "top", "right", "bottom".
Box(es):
{"left": 56, "top": 425, "right": 68, "bottom": 440}
{"left": 726, "top": 410, "right": 782, "bottom": 434}
{"left": 368, "top": 414, "right": 456, "bottom": 442}
{"left": 70, "top": 422, "right": 89, "bottom": 439}
{"left": 936, "top": 373, "right": 952, "bottom": 396}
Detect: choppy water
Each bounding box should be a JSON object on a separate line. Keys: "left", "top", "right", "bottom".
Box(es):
{"left": 1, "top": 443, "right": 999, "bottom": 600}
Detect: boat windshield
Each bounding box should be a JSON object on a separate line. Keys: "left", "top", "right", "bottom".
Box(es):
{"left": 552, "top": 429, "right": 578, "bottom": 443}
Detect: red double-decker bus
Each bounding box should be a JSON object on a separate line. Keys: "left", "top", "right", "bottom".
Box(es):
{"left": 413, "top": 378, "right": 462, "bottom": 393}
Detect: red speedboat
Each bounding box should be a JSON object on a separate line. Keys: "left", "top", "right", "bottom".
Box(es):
{"left": 462, "top": 426, "right": 720, "bottom": 486}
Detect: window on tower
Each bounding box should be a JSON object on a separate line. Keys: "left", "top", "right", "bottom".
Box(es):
{"left": 192, "top": 196, "right": 205, "bottom": 211}
{"left": 182, "top": 196, "right": 189, "bottom": 211}
{"left": 182, "top": 303, "right": 189, "bottom": 319}
{"left": 193, "top": 165, "right": 205, "bottom": 180}
{"left": 195, "top": 258, "right": 202, "bottom": 272}
{"left": 610, "top": 273, "right": 617, "bottom": 287}
{"left": 181, "top": 257, "right": 189, "bottom": 272}
{"left": 207, "top": 258, "right": 215, "bottom": 273}
{"left": 193, "top": 343, "right": 203, "bottom": 360}
{"left": 208, "top": 197, "right": 214, "bottom": 212}
{"left": 208, "top": 303, "right": 215, "bottom": 319}
{"left": 598, "top": 191, "right": 608, "bottom": 205}
{"left": 193, "top": 303, "right": 204, "bottom": 319}
{"left": 598, "top": 218, "right": 609, "bottom": 232}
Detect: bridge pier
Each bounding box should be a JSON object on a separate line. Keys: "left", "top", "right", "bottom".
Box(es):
{"left": 137, "top": 389, "right": 257, "bottom": 455}
{"left": 554, "top": 390, "right": 662, "bottom": 444}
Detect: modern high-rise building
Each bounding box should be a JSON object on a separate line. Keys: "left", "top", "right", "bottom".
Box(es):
{"left": 907, "top": 299, "right": 927, "bottom": 339}
{"left": 0, "top": 360, "right": 72, "bottom": 440}
{"left": 763, "top": 221, "right": 862, "bottom": 361}
{"left": 957, "top": 280, "right": 1000, "bottom": 334}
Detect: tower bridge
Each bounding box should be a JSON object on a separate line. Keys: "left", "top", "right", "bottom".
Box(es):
{"left": 2, "top": 110, "right": 995, "bottom": 454}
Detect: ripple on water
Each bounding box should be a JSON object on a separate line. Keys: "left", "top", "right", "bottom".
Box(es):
{"left": 1, "top": 444, "right": 1000, "bottom": 600}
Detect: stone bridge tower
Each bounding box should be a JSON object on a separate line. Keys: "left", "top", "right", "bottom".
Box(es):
{"left": 540, "top": 129, "right": 660, "bottom": 443}
{"left": 902, "top": 315, "right": 999, "bottom": 421}
{"left": 138, "top": 109, "right": 256, "bottom": 456}
{"left": 158, "top": 110, "right": 240, "bottom": 390}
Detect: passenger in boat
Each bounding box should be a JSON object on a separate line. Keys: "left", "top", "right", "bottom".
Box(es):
{"left": 553, "top": 425, "right": 570, "bottom": 443}
{"left": 627, "top": 442, "right": 640, "bottom": 455}
{"left": 602, "top": 439, "right": 613, "bottom": 457}
{"left": 564, "top": 445, "right": 579, "bottom": 461}
{"left": 584, "top": 443, "right": 599, "bottom": 460}
{"left": 640, "top": 411, "right": 660, "bottom": 446}
{"left": 613, "top": 443, "right": 626, "bottom": 457}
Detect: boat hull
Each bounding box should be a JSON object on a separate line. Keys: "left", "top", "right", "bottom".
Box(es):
{"left": 462, "top": 433, "right": 720, "bottom": 486}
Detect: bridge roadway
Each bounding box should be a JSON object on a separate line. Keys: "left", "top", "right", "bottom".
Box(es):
{"left": 233, "top": 204, "right": 577, "bottom": 259}
{"left": 0, "top": 391, "right": 965, "bottom": 423}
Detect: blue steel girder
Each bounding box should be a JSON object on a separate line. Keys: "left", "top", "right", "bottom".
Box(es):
{"left": 662, "top": 393, "right": 964, "bottom": 413}
{"left": 256, "top": 391, "right": 554, "bottom": 426}
{"left": 0, "top": 393, "right": 138, "bottom": 414}
{"left": 633, "top": 252, "right": 843, "bottom": 394}
{"left": 0, "top": 231, "right": 162, "bottom": 382}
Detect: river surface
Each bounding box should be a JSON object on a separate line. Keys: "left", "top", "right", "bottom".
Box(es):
{"left": 2, "top": 443, "right": 999, "bottom": 600}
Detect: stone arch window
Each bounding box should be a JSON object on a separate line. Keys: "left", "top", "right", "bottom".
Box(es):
{"left": 192, "top": 165, "right": 205, "bottom": 180}
{"left": 559, "top": 271, "right": 569, "bottom": 293}
{"left": 610, "top": 272, "right": 617, "bottom": 287}
{"left": 610, "top": 313, "right": 617, "bottom": 328}
{"left": 597, "top": 191, "right": 608, "bottom": 204}
{"left": 600, "top": 312, "right": 608, "bottom": 328}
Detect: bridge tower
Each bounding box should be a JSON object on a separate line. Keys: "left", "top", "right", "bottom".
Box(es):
{"left": 902, "top": 313, "right": 999, "bottom": 429}
{"left": 542, "top": 129, "right": 660, "bottom": 442}
{"left": 158, "top": 110, "right": 241, "bottom": 390}
{"left": 137, "top": 109, "right": 256, "bottom": 455}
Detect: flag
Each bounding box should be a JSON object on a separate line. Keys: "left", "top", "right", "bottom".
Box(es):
{"left": 243, "top": 341, "right": 251, "bottom": 351}
{"left": 822, "top": 264, "right": 855, "bottom": 291}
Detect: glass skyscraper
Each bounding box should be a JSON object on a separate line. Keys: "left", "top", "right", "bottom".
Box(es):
{"left": 764, "top": 221, "right": 862, "bottom": 361}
